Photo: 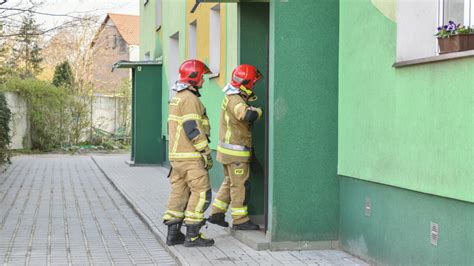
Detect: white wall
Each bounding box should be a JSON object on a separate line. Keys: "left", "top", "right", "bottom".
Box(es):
{"left": 5, "top": 92, "right": 27, "bottom": 150}
{"left": 397, "top": 0, "right": 439, "bottom": 61}
{"left": 129, "top": 45, "right": 140, "bottom": 61}
{"left": 6, "top": 92, "right": 127, "bottom": 149}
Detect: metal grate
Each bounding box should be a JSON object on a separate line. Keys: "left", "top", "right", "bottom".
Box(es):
{"left": 431, "top": 222, "right": 439, "bottom": 246}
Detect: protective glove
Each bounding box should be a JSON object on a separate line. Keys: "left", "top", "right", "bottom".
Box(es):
{"left": 248, "top": 106, "right": 263, "bottom": 120}
{"left": 201, "top": 148, "right": 213, "bottom": 170}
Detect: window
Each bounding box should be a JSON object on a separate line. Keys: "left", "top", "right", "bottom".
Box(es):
{"left": 155, "top": 0, "right": 162, "bottom": 30}
{"left": 169, "top": 32, "right": 180, "bottom": 99}
{"left": 397, "top": 0, "right": 474, "bottom": 62}
{"left": 439, "top": 0, "right": 473, "bottom": 26}
{"left": 209, "top": 4, "right": 221, "bottom": 75}
{"left": 188, "top": 20, "right": 197, "bottom": 59}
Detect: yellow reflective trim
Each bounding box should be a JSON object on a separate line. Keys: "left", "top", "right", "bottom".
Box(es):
{"left": 217, "top": 145, "right": 251, "bottom": 157}
{"left": 182, "top": 114, "right": 202, "bottom": 122}
{"left": 170, "top": 97, "right": 181, "bottom": 106}
{"left": 224, "top": 111, "right": 231, "bottom": 143}
{"left": 185, "top": 217, "right": 204, "bottom": 223}
{"left": 213, "top": 199, "right": 229, "bottom": 211}
{"left": 202, "top": 119, "right": 209, "bottom": 126}
{"left": 165, "top": 210, "right": 185, "bottom": 218}
{"left": 172, "top": 125, "right": 182, "bottom": 153}
{"left": 185, "top": 211, "right": 204, "bottom": 219}
{"left": 234, "top": 103, "right": 246, "bottom": 118}
{"left": 168, "top": 114, "right": 203, "bottom": 123}
{"left": 231, "top": 206, "right": 248, "bottom": 216}
{"left": 169, "top": 152, "right": 202, "bottom": 159}
{"left": 193, "top": 140, "right": 209, "bottom": 151}
{"left": 234, "top": 169, "right": 244, "bottom": 175}
{"left": 221, "top": 96, "right": 229, "bottom": 110}
{"left": 195, "top": 191, "right": 206, "bottom": 213}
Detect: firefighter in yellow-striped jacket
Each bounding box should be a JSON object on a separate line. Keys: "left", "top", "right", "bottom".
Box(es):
{"left": 163, "top": 60, "right": 214, "bottom": 247}
{"left": 208, "top": 64, "right": 263, "bottom": 230}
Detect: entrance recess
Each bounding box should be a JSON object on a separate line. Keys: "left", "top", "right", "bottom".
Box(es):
{"left": 239, "top": 2, "right": 270, "bottom": 231}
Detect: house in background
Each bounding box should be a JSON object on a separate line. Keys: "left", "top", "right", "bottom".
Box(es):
{"left": 90, "top": 13, "right": 140, "bottom": 94}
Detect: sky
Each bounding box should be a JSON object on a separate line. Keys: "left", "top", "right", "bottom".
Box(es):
{"left": 2, "top": 0, "right": 138, "bottom": 34}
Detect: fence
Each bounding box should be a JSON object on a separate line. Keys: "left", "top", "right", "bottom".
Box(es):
{"left": 6, "top": 91, "right": 129, "bottom": 149}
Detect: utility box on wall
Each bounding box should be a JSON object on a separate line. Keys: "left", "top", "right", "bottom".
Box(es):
{"left": 112, "top": 60, "right": 165, "bottom": 165}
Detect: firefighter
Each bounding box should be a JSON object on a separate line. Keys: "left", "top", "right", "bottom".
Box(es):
{"left": 208, "top": 64, "right": 263, "bottom": 230}
{"left": 163, "top": 59, "right": 214, "bottom": 247}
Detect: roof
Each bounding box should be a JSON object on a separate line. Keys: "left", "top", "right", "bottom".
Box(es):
{"left": 108, "top": 13, "right": 140, "bottom": 45}
{"left": 90, "top": 13, "right": 140, "bottom": 48}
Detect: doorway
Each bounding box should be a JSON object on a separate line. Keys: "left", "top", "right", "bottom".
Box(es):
{"left": 239, "top": 2, "right": 270, "bottom": 231}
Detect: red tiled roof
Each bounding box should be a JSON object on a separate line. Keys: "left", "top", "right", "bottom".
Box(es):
{"left": 106, "top": 13, "right": 140, "bottom": 45}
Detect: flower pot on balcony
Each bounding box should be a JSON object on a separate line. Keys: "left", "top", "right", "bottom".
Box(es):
{"left": 438, "top": 34, "right": 474, "bottom": 54}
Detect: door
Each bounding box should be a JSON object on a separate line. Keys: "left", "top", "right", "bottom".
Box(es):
{"left": 239, "top": 2, "right": 270, "bottom": 230}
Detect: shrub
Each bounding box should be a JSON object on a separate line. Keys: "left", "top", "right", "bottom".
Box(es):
{"left": 0, "top": 91, "right": 12, "bottom": 165}
{"left": 1, "top": 76, "right": 90, "bottom": 151}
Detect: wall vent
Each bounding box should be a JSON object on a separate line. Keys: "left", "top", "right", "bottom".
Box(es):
{"left": 430, "top": 222, "right": 439, "bottom": 246}
{"left": 365, "top": 197, "right": 371, "bottom": 217}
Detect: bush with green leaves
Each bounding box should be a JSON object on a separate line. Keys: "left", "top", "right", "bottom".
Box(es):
{"left": 1, "top": 76, "right": 90, "bottom": 151}
{"left": 0, "top": 91, "right": 12, "bottom": 165}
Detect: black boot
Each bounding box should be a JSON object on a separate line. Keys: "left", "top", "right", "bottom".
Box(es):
{"left": 184, "top": 223, "right": 215, "bottom": 247}
{"left": 233, "top": 220, "right": 260, "bottom": 230}
{"left": 208, "top": 213, "right": 229, "bottom": 227}
{"left": 165, "top": 221, "right": 185, "bottom": 246}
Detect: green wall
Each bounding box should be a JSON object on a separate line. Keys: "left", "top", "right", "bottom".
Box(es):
{"left": 139, "top": 0, "right": 162, "bottom": 60}
{"left": 268, "top": 0, "right": 339, "bottom": 241}
{"left": 238, "top": 2, "right": 269, "bottom": 218}
{"left": 339, "top": 0, "right": 474, "bottom": 263}
{"left": 339, "top": 0, "right": 474, "bottom": 203}
{"left": 340, "top": 176, "right": 474, "bottom": 265}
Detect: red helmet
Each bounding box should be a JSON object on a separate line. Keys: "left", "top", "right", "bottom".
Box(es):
{"left": 230, "top": 64, "right": 263, "bottom": 92}
{"left": 178, "top": 59, "right": 211, "bottom": 88}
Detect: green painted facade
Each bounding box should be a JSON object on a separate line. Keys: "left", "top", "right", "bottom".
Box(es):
{"left": 338, "top": 0, "right": 474, "bottom": 264}
{"left": 137, "top": 0, "right": 473, "bottom": 263}
{"left": 340, "top": 176, "right": 474, "bottom": 265}
{"left": 267, "top": 0, "right": 339, "bottom": 242}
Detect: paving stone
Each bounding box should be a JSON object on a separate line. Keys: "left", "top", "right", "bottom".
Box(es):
{"left": 0, "top": 155, "right": 176, "bottom": 265}
{"left": 93, "top": 154, "right": 369, "bottom": 266}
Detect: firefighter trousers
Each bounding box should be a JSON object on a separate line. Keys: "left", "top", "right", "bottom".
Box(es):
{"left": 163, "top": 160, "right": 212, "bottom": 225}
{"left": 211, "top": 163, "right": 250, "bottom": 224}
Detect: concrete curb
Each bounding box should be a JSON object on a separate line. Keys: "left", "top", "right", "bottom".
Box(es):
{"left": 91, "top": 156, "right": 186, "bottom": 266}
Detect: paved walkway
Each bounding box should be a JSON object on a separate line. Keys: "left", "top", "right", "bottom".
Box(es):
{"left": 93, "top": 154, "right": 368, "bottom": 266}
{"left": 0, "top": 155, "right": 176, "bottom": 265}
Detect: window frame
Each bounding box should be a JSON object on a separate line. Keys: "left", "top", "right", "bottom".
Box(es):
{"left": 188, "top": 20, "right": 197, "bottom": 59}
{"left": 209, "top": 4, "right": 221, "bottom": 78}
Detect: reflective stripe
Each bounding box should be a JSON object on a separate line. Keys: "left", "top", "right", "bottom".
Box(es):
{"left": 182, "top": 114, "right": 202, "bottom": 122}
{"left": 185, "top": 211, "right": 204, "bottom": 219}
{"left": 195, "top": 191, "right": 206, "bottom": 212}
{"left": 234, "top": 102, "right": 246, "bottom": 118}
{"left": 218, "top": 141, "right": 250, "bottom": 151}
{"left": 224, "top": 111, "right": 231, "bottom": 143}
{"left": 213, "top": 199, "right": 229, "bottom": 211}
{"left": 185, "top": 217, "right": 204, "bottom": 223}
{"left": 169, "top": 152, "right": 202, "bottom": 159}
{"left": 193, "top": 140, "right": 209, "bottom": 151}
{"left": 217, "top": 145, "right": 251, "bottom": 157}
{"left": 221, "top": 96, "right": 229, "bottom": 110}
{"left": 168, "top": 114, "right": 203, "bottom": 123}
{"left": 172, "top": 125, "right": 182, "bottom": 153}
{"left": 231, "top": 206, "right": 248, "bottom": 216}
{"left": 202, "top": 119, "right": 209, "bottom": 126}
{"left": 165, "top": 210, "right": 185, "bottom": 218}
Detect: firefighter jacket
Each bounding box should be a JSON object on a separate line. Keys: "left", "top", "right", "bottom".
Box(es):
{"left": 217, "top": 94, "right": 262, "bottom": 164}
{"left": 168, "top": 89, "right": 211, "bottom": 161}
